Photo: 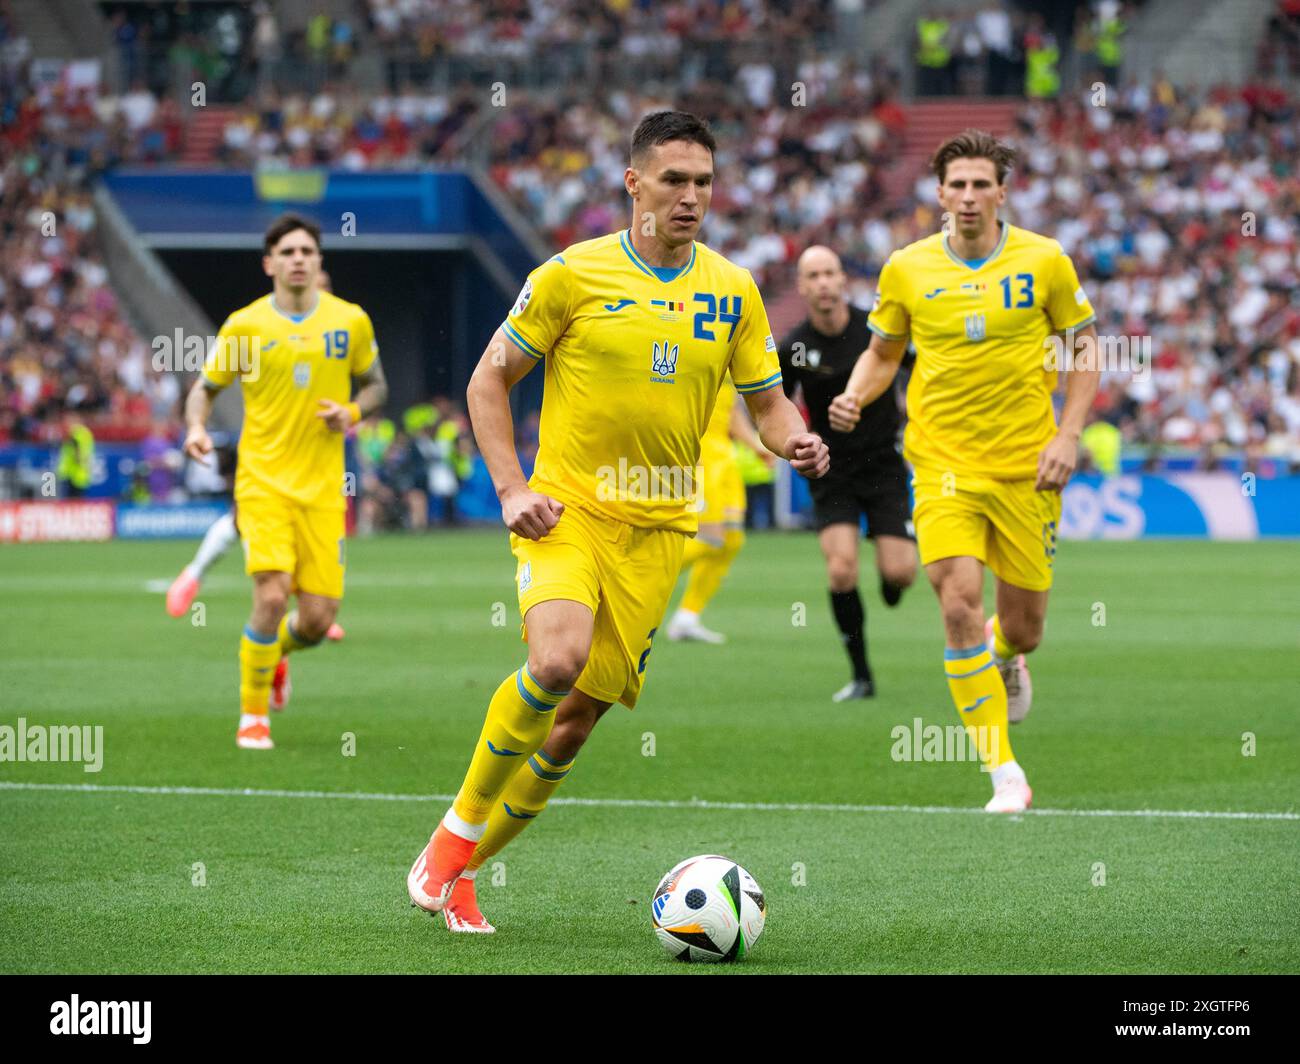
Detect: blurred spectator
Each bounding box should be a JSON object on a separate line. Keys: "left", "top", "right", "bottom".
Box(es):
{"left": 1023, "top": 17, "right": 1060, "bottom": 100}
{"left": 1093, "top": 1, "right": 1126, "bottom": 88}
{"left": 1260, "top": 0, "right": 1300, "bottom": 79}
{"left": 57, "top": 413, "right": 94, "bottom": 496}
{"left": 978, "top": 4, "right": 1017, "bottom": 96}
{"left": 915, "top": 11, "right": 954, "bottom": 96}
{"left": 139, "top": 418, "right": 183, "bottom": 500}
{"left": 736, "top": 438, "right": 775, "bottom": 530}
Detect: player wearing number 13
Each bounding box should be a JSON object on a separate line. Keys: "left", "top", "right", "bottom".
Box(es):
{"left": 829, "top": 130, "right": 1101, "bottom": 813}
{"left": 405, "top": 110, "right": 828, "bottom": 934}
{"left": 181, "top": 213, "right": 388, "bottom": 751}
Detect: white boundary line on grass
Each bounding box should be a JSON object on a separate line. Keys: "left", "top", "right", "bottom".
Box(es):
{"left": 1, "top": 780, "right": 1296, "bottom": 821}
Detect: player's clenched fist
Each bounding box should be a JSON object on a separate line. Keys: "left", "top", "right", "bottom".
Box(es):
{"left": 827, "top": 392, "right": 861, "bottom": 433}
{"left": 785, "top": 432, "right": 830, "bottom": 479}
{"left": 500, "top": 483, "right": 565, "bottom": 540}
{"left": 184, "top": 425, "right": 213, "bottom": 464}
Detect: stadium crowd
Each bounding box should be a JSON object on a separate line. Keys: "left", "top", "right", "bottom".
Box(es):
{"left": 210, "top": 75, "right": 1300, "bottom": 465}
{"left": 0, "top": 5, "right": 178, "bottom": 447}
{"left": 1, "top": 0, "right": 1298, "bottom": 474}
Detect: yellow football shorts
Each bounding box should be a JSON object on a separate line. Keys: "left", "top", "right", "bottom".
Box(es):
{"left": 696, "top": 444, "right": 746, "bottom": 529}
{"left": 511, "top": 499, "right": 685, "bottom": 709}
{"left": 236, "top": 493, "right": 346, "bottom": 599}
{"left": 911, "top": 465, "right": 1061, "bottom": 591}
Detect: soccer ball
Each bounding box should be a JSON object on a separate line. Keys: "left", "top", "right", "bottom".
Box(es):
{"left": 651, "top": 854, "right": 766, "bottom": 962}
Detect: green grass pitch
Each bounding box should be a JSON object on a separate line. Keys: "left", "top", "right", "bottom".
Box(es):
{"left": 0, "top": 532, "right": 1296, "bottom": 973}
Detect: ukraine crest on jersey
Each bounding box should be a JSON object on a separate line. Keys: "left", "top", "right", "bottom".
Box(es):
{"left": 501, "top": 230, "right": 782, "bottom": 531}
{"left": 868, "top": 222, "right": 1096, "bottom": 480}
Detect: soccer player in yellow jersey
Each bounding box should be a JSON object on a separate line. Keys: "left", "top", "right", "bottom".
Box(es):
{"left": 406, "top": 111, "right": 829, "bottom": 933}
{"left": 664, "top": 375, "right": 772, "bottom": 643}
{"left": 181, "top": 214, "right": 388, "bottom": 750}
{"left": 830, "top": 130, "right": 1101, "bottom": 813}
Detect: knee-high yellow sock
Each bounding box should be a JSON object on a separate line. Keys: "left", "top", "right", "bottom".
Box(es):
{"left": 465, "top": 748, "right": 575, "bottom": 872}
{"left": 944, "top": 643, "right": 1014, "bottom": 770}
{"left": 680, "top": 529, "right": 744, "bottom": 614}
{"left": 450, "top": 664, "right": 567, "bottom": 825}
{"left": 989, "top": 614, "right": 1016, "bottom": 662}
{"left": 239, "top": 624, "right": 282, "bottom": 716}
{"left": 680, "top": 536, "right": 710, "bottom": 569}
{"left": 278, "top": 610, "right": 319, "bottom": 657}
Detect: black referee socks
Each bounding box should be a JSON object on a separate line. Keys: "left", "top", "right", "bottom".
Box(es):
{"left": 829, "top": 588, "right": 872, "bottom": 682}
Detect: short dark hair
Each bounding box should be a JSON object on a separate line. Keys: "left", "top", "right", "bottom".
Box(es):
{"left": 931, "top": 129, "right": 1017, "bottom": 185}
{"left": 263, "top": 213, "right": 322, "bottom": 255}
{"left": 630, "top": 110, "right": 716, "bottom": 165}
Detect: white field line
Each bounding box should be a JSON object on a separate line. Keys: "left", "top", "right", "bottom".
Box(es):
{"left": 0, "top": 780, "right": 1295, "bottom": 821}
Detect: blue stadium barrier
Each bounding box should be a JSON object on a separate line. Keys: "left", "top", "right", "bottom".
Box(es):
{"left": 1059, "top": 473, "right": 1299, "bottom": 539}
{"left": 778, "top": 467, "right": 1300, "bottom": 539}
{"left": 116, "top": 502, "right": 232, "bottom": 539}
{"left": 4, "top": 446, "right": 1295, "bottom": 538}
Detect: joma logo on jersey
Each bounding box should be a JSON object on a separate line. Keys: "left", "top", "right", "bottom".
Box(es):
{"left": 964, "top": 314, "right": 986, "bottom": 342}
{"left": 651, "top": 339, "right": 679, "bottom": 381}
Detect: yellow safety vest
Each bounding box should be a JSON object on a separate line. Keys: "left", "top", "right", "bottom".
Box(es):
{"left": 58, "top": 424, "right": 94, "bottom": 489}
{"left": 1026, "top": 44, "right": 1060, "bottom": 98}
{"left": 358, "top": 417, "right": 394, "bottom": 465}
{"left": 916, "top": 19, "right": 950, "bottom": 69}
{"left": 734, "top": 441, "right": 775, "bottom": 487}
{"left": 1081, "top": 421, "right": 1122, "bottom": 477}
{"left": 1096, "top": 19, "right": 1123, "bottom": 65}
{"left": 403, "top": 403, "right": 436, "bottom": 435}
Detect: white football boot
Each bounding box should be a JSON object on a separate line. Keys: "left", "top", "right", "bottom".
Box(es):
{"left": 985, "top": 764, "right": 1033, "bottom": 813}
{"left": 666, "top": 610, "right": 726, "bottom": 644}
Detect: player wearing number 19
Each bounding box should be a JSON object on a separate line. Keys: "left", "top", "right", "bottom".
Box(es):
{"left": 829, "top": 130, "right": 1101, "bottom": 813}
{"left": 405, "top": 110, "right": 828, "bottom": 934}
{"left": 181, "top": 213, "right": 387, "bottom": 751}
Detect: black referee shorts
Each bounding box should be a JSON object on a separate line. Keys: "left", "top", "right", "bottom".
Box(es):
{"left": 809, "top": 448, "right": 915, "bottom": 539}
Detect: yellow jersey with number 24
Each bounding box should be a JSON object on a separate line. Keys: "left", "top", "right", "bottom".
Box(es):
{"left": 502, "top": 230, "right": 781, "bottom": 533}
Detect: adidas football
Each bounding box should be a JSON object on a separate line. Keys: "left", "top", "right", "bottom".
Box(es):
{"left": 651, "top": 854, "right": 766, "bottom": 962}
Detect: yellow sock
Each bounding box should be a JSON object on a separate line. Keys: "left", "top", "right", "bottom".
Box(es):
{"left": 450, "top": 664, "right": 567, "bottom": 825}
{"left": 465, "top": 748, "right": 575, "bottom": 872}
{"left": 239, "top": 625, "right": 282, "bottom": 716}
{"left": 278, "top": 611, "right": 317, "bottom": 656}
{"left": 944, "top": 644, "right": 1014, "bottom": 770}
{"left": 989, "top": 614, "right": 1016, "bottom": 661}
{"left": 680, "top": 528, "right": 744, "bottom": 614}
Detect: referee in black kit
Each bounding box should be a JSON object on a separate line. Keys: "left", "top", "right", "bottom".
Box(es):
{"left": 779, "top": 246, "right": 918, "bottom": 702}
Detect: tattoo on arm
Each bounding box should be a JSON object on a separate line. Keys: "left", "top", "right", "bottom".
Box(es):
{"left": 352, "top": 357, "right": 388, "bottom": 418}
